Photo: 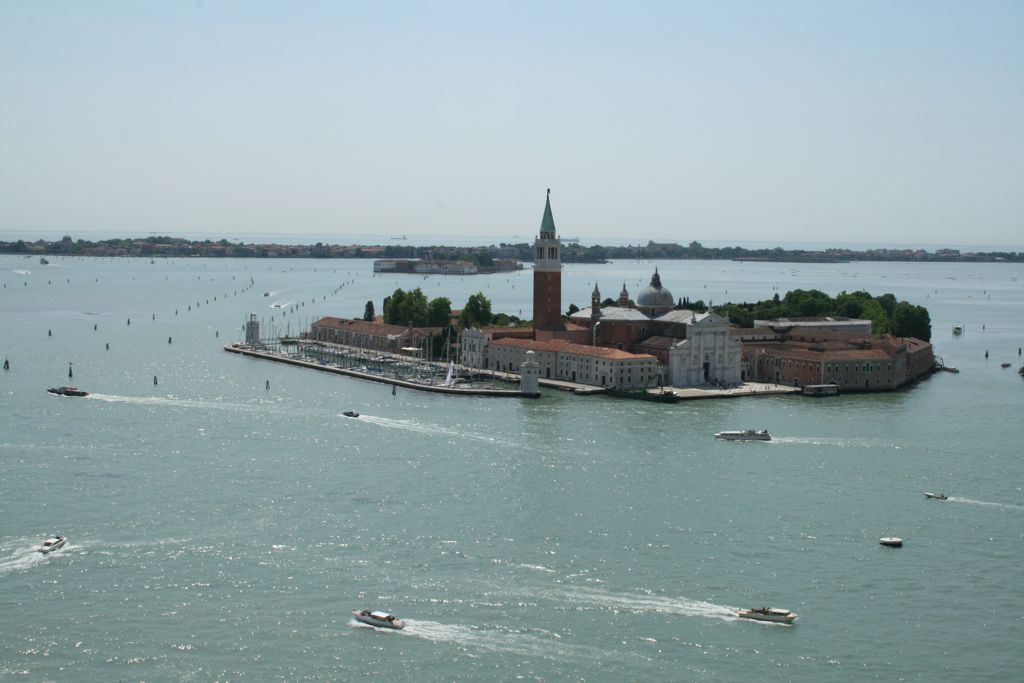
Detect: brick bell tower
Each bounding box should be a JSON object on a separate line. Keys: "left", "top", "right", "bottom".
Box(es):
{"left": 532, "top": 189, "right": 563, "bottom": 334}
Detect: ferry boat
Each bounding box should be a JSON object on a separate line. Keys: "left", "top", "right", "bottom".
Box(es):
{"left": 353, "top": 609, "right": 405, "bottom": 629}
{"left": 738, "top": 607, "right": 797, "bottom": 624}
{"left": 38, "top": 535, "right": 66, "bottom": 554}
{"left": 714, "top": 429, "right": 772, "bottom": 441}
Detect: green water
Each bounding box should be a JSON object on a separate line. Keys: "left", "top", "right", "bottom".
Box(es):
{"left": 2, "top": 255, "right": 1022, "bottom": 681}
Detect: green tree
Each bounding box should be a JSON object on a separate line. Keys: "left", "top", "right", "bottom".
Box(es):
{"left": 566, "top": 303, "right": 580, "bottom": 317}
{"left": 427, "top": 297, "right": 452, "bottom": 327}
{"left": 876, "top": 293, "right": 898, "bottom": 319}
{"left": 892, "top": 302, "right": 931, "bottom": 341}
{"left": 781, "top": 289, "right": 833, "bottom": 317}
{"left": 834, "top": 291, "right": 871, "bottom": 318}
{"left": 715, "top": 303, "right": 754, "bottom": 328}
{"left": 459, "top": 292, "right": 493, "bottom": 329}
{"left": 383, "top": 288, "right": 430, "bottom": 327}
{"left": 362, "top": 300, "right": 375, "bottom": 321}
{"left": 860, "top": 299, "right": 890, "bottom": 334}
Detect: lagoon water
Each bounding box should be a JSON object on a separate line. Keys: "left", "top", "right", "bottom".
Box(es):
{"left": 1, "top": 254, "right": 1023, "bottom": 681}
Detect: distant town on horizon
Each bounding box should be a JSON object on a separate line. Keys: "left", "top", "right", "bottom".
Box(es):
{"left": 3, "top": 235, "right": 1023, "bottom": 263}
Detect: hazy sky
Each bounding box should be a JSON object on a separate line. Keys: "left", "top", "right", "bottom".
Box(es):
{"left": 2, "top": 1, "right": 1022, "bottom": 247}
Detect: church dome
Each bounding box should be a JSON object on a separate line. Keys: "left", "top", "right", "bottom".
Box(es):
{"left": 636, "top": 269, "right": 674, "bottom": 312}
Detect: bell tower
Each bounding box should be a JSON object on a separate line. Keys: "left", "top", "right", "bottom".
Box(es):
{"left": 532, "top": 189, "right": 563, "bottom": 333}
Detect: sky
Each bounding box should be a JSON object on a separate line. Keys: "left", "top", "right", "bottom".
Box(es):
{"left": 1, "top": 1, "right": 1022, "bottom": 248}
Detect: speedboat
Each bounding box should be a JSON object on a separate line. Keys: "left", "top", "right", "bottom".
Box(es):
{"left": 38, "top": 535, "right": 66, "bottom": 554}
{"left": 923, "top": 492, "right": 948, "bottom": 500}
{"left": 715, "top": 429, "right": 771, "bottom": 441}
{"left": 263, "top": 291, "right": 270, "bottom": 297}
{"left": 738, "top": 607, "right": 796, "bottom": 624}
{"left": 1001, "top": 362, "right": 1011, "bottom": 368}
{"left": 342, "top": 411, "right": 359, "bottom": 418}
{"left": 47, "top": 386, "right": 89, "bottom": 397}
{"left": 352, "top": 609, "right": 405, "bottom": 630}
{"left": 879, "top": 537, "right": 903, "bottom": 547}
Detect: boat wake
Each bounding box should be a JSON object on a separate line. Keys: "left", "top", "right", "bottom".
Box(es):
{"left": 86, "top": 394, "right": 264, "bottom": 413}
{"left": 351, "top": 415, "right": 498, "bottom": 443}
{"left": 528, "top": 585, "right": 739, "bottom": 622}
{"left": 772, "top": 436, "right": 898, "bottom": 449}
{"left": 0, "top": 541, "right": 69, "bottom": 575}
{"left": 948, "top": 497, "right": 1024, "bottom": 511}
{"left": 389, "top": 619, "right": 611, "bottom": 661}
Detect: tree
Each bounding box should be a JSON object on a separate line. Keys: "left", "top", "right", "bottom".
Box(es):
{"left": 383, "top": 288, "right": 429, "bottom": 326}
{"left": 459, "top": 292, "right": 493, "bottom": 329}
{"left": 876, "top": 293, "right": 898, "bottom": 319}
{"left": 782, "top": 289, "right": 833, "bottom": 317}
{"left": 566, "top": 303, "right": 580, "bottom": 317}
{"left": 362, "top": 300, "right": 375, "bottom": 321}
{"left": 427, "top": 297, "right": 452, "bottom": 327}
{"left": 835, "top": 291, "right": 871, "bottom": 318}
{"left": 892, "top": 302, "right": 931, "bottom": 341}
{"left": 715, "top": 303, "right": 754, "bottom": 328}
{"left": 860, "top": 299, "right": 890, "bottom": 334}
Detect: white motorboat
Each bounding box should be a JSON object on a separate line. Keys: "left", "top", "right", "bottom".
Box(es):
{"left": 38, "top": 535, "right": 66, "bottom": 554}
{"left": 715, "top": 429, "right": 772, "bottom": 441}
{"left": 879, "top": 537, "right": 903, "bottom": 547}
{"left": 923, "top": 492, "right": 948, "bottom": 500}
{"left": 738, "top": 607, "right": 797, "bottom": 624}
{"left": 353, "top": 609, "right": 405, "bottom": 630}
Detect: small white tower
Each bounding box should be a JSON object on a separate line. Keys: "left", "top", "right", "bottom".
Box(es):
{"left": 520, "top": 350, "right": 540, "bottom": 396}
{"left": 245, "top": 313, "right": 260, "bottom": 346}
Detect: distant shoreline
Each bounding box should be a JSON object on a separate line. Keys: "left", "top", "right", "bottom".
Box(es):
{"left": 2, "top": 236, "right": 1021, "bottom": 263}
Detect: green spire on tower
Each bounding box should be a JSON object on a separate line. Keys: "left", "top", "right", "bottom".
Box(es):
{"left": 540, "top": 188, "right": 556, "bottom": 235}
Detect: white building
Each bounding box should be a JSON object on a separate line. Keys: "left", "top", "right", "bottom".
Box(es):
{"left": 459, "top": 330, "right": 661, "bottom": 389}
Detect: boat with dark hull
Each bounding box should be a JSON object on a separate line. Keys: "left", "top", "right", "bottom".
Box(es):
{"left": 606, "top": 388, "right": 680, "bottom": 403}
{"left": 715, "top": 429, "right": 771, "bottom": 441}
{"left": 738, "top": 607, "right": 796, "bottom": 624}
{"left": 47, "top": 386, "right": 89, "bottom": 397}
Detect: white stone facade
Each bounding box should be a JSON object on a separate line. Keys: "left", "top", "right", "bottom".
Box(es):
{"left": 667, "top": 312, "right": 743, "bottom": 387}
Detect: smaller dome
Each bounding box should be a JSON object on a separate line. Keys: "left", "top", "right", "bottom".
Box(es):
{"left": 636, "top": 269, "right": 674, "bottom": 311}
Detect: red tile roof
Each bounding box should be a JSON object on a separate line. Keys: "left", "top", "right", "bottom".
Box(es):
{"left": 492, "top": 337, "right": 656, "bottom": 361}
{"left": 312, "top": 316, "right": 442, "bottom": 336}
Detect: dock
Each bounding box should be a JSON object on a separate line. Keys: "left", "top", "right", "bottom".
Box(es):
{"left": 224, "top": 344, "right": 539, "bottom": 397}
